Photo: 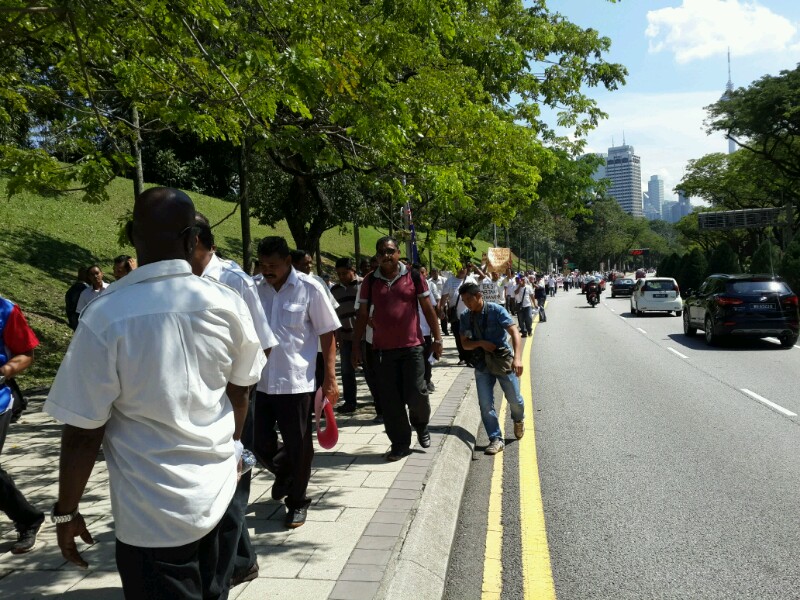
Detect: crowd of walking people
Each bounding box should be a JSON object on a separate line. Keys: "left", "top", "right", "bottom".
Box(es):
{"left": 0, "top": 186, "right": 568, "bottom": 599}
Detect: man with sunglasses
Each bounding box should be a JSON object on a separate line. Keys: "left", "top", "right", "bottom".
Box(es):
{"left": 45, "top": 187, "right": 267, "bottom": 600}
{"left": 351, "top": 236, "right": 442, "bottom": 461}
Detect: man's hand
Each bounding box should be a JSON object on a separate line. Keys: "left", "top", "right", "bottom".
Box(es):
{"left": 432, "top": 340, "right": 443, "bottom": 360}
{"left": 480, "top": 340, "right": 497, "bottom": 352}
{"left": 56, "top": 514, "right": 94, "bottom": 569}
{"left": 351, "top": 344, "right": 362, "bottom": 368}
{"left": 512, "top": 359, "right": 523, "bottom": 377}
{"left": 322, "top": 377, "right": 340, "bottom": 405}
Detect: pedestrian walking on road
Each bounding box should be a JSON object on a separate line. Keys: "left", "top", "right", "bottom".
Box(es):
{"left": 534, "top": 278, "right": 548, "bottom": 323}
{"left": 457, "top": 282, "right": 525, "bottom": 455}
{"left": 440, "top": 264, "right": 477, "bottom": 364}
{"left": 352, "top": 236, "right": 442, "bottom": 461}
{"left": 45, "top": 187, "right": 266, "bottom": 599}
{"left": 0, "top": 296, "right": 45, "bottom": 554}
{"left": 254, "top": 237, "right": 341, "bottom": 529}
{"left": 515, "top": 276, "right": 534, "bottom": 336}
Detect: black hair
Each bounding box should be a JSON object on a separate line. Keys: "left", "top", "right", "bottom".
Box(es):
{"left": 290, "top": 249, "right": 310, "bottom": 264}
{"left": 375, "top": 235, "right": 399, "bottom": 252}
{"left": 257, "top": 236, "right": 290, "bottom": 258}
{"left": 458, "top": 282, "right": 481, "bottom": 296}
{"left": 194, "top": 212, "right": 215, "bottom": 249}
{"left": 335, "top": 257, "right": 355, "bottom": 270}
{"left": 113, "top": 255, "right": 132, "bottom": 265}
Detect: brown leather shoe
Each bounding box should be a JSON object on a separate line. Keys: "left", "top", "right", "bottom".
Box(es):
{"left": 230, "top": 562, "right": 259, "bottom": 587}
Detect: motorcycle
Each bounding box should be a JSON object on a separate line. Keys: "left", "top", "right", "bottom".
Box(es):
{"left": 585, "top": 283, "right": 600, "bottom": 307}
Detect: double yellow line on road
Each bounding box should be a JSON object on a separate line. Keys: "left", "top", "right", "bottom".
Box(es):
{"left": 481, "top": 312, "right": 556, "bottom": 599}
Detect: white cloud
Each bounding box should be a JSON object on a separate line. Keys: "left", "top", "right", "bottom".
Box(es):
{"left": 582, "top": 90, "right": 725, "bottom": 203}
{"left": 646, "top": 0, "right": 799, "bottom": 63}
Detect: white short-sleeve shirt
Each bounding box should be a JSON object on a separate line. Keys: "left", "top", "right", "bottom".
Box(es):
{"left": 202, "top": 254, "right": 278, "bottom": 351}
{"left": 256, "top": 268, "right": 341, "bottom": 395}
{"left": 76, "top": 282, "right": 109, "bottom": 313}
{"left": 45, "top": 260, "right": 266, "bottom": 547}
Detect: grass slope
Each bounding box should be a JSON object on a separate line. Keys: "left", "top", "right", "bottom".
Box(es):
{"left": 0, "top": 177, "right": 498, "bottom": 389}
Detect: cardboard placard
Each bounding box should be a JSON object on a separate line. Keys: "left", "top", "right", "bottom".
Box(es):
{"left": 486, "top": 247, "right": 511, "bottom": 273}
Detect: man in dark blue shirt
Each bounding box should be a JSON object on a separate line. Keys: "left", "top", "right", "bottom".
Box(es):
{"left": 458, "top": 282, "right": 525, "bottom": 455}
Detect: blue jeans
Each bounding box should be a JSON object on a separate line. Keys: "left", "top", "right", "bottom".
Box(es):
{"left": 517, "top": 306, "right": 532, "bottom": 334}
{"left": 474, "top": 369, "right": 525, "bottom": 441}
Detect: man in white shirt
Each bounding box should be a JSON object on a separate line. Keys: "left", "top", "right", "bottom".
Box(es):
{"left": 439, "top": 263, "right": 477, "bottom": 365}
{"left": 290, "top": 249, "right": 339, "bottom": 389}
{"left": 428, "top": 268, "right": 448, "bottom": 335}
{"left": 191, "top": 214, "right": 279, "bottom": 588}
{"left": 254, "top": 237, "right": 341, "bottom": 529}
{"left": 75, "top": 264, "right": 108, "bottom": 314}
{"left": 515, "top": 275, "right": 535, "bottom": 337}
{"left": 45, "top": 188, "right": 266, "bottom": 600}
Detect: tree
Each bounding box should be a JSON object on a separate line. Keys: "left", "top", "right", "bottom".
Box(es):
{"left": 707, "top": 242, "right": 740, "bottom": 275}
{"left": 750, "top": 239, "right": 781, "bottom": 275}
{"left": 2, "top": 0, "right": 627, "bottom": 264}
{"left": 676, "top": 248, "right": 707, "bottom": 293}
{"left": 658, "top": 253, "right": 681, "bottom": 280}
{"left": 779, "top": 238, "right": 800, "bottom": 294}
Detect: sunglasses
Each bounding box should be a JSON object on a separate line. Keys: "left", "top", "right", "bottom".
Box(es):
{"left": 378, "top": 247, "right": 398, "bottom": 256}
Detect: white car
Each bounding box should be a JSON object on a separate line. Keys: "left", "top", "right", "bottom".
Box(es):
{"left": 630, "top": 277, "right": 683, "bottom": 316}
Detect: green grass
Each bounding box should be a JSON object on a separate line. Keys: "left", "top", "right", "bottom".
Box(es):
{"left": 0, "top": 176, "right": 498, "bottom": 389}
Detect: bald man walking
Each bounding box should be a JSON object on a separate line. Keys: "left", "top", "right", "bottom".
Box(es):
{"left": 46, "top": 188, "right": 266, "bottom": 600}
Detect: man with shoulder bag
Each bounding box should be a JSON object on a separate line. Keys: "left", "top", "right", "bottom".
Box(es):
{"left": 457, "top": 282, "right": 525, "bottom": 455}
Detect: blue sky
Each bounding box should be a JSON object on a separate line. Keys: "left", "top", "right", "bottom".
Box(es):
{"left": 549, "top": 0, "right": 800, "bottom": 204}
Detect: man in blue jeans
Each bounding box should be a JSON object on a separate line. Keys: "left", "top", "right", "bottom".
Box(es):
{"left": 458, "top": 282, "right": 525, "bottom": 455}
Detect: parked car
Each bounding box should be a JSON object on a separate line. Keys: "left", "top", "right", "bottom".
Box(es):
{"left": 683, "top": 274, "right": 799, "bottom": 347}
{"left": 630, "top": 277, "right": 682, "bottom": 316}
{"left": 611, "top": 277, "right": 636, "bottom": 298}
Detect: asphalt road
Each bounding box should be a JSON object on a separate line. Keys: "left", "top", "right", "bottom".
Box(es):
{"left": 446, "top": 288, "right": 800, "bottom": 599}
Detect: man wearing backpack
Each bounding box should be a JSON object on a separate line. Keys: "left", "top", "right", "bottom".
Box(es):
{"left": 351, "top": 236, "right": 442, "bottom": 461}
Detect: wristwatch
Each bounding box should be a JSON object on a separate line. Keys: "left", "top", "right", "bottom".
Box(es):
{"left": 50, "top": 504, "right": 80, "bottom": 524}
{"left": 433, "top": 339, "right": 443, "bottom": 345}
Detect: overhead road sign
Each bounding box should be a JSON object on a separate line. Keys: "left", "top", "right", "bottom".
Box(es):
{"left": 698, "top": 208, "right": 783, "bottom": 230}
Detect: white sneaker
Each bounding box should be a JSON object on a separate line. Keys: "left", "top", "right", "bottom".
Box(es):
{"left": 484, "top": 439, "right": 505, "bottom": 455}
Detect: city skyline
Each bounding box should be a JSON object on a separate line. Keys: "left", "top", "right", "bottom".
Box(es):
{"left": 549, "top": 0, "right": 800, "bottom": 206}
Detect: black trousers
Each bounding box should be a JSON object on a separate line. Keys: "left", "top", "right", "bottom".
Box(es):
{"left": 374, "top": 346, "right": 430, "bottom": 452}
{"left": 0, "top": 409, "right": 44, "bottom": 531}
{"left": 422, "top": 335, "right": 433, "bottom": 383}
{"left": 451, "top": 318, "right": 468, "bottom": 362}
{"left": 362, "top": 341, "right": 382, "bottom": 415}
{"left": 253, "top": 391, "right": 314, "bottom": 510}
{"left": 116, "top": 520, "right": 225, "bottom": 600}
{"left": 212, "top": 389, "right": 257, "bottom": 588}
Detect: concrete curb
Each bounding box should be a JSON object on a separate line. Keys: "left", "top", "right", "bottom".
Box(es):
{"left": 378, "top": 377, "right": 480, "bottom": 600}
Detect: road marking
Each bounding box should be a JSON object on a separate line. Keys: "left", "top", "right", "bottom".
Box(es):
{"left": 741, "top": 388, "right": 797, "bottom": 417}
{"left": 519, "top": 325, "right": 556, "bottom": 599}
{"left": 637, "top": 327, "right": 647, "bottom": 334}
{"left": 667, "top": 347, "right": 688, "bottom": 359}
{"left": 481, "top": 396, "right": 508, "bottom": 600}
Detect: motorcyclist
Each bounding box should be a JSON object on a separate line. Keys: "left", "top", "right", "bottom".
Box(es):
{"left": 585, "top": 277, "right": 601, "bottom": 306}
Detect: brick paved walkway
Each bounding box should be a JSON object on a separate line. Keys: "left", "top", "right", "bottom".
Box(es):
{"left": 0, "top": 336, "right": 472, "bottom": 599}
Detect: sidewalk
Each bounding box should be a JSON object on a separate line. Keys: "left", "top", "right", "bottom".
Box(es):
{"left": 0, "top": 335, "right": 478, "bottom": 599}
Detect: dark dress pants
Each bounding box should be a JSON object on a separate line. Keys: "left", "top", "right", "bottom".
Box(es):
{"left": 362, "top": 341, "right": 382, "bottom": 415}
{"left": 253, "top": 391, "right": 314, "bottom": 510}
{"left": 375, "top": 346, "right": 430, "bottom": 452}
{"left": 0, "top": 409, "right": 44, "bottom": 531}
{"left": 338, "top": 340, "right": 357, "bottom": 406}
{"left": 212, "top": 389, "right": 257, "bottom": 588}
{"left": 422, "top": 335, "right": 433, "bottom": 383}
{"left": 116, "top": 520, "right": 225, "bottom": 600}
{"left": 451, "top": 318, "right": 468, "bottom": 362}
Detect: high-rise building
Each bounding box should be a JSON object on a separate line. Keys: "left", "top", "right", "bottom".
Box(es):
{"left": 588, "top": 153, "right": 607, "bottom": 182}
{"left": 662, "top": 200, "right": 677, "bottom": 223}
{"left": 646, "top": 175, "right": 665, "bottom": 219}
{"left": 605, "top": 144, "right": 642, "bottom": 217}
{"left": 677, "top": 191, "right": 693, "bottom": 219}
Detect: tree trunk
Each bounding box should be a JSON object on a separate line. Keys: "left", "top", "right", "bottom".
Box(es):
{"left": 315, "top": 247, "right": 322, "bottom": 275}
{"left": 239, "top": 138, "right": 252, "bottom": 273}
{"left": 131, "top": 104, "right": 144, "bottom": 198}
{"left": 354, "top": 220, "right": 361, "bottom": 262}
{"left": 282, "top": 175, "right": 330, "bottom": 266}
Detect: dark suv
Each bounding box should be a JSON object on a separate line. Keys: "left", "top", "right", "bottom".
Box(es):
{"left": 683, "top": 274, "right": 799, "bottom": 347}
